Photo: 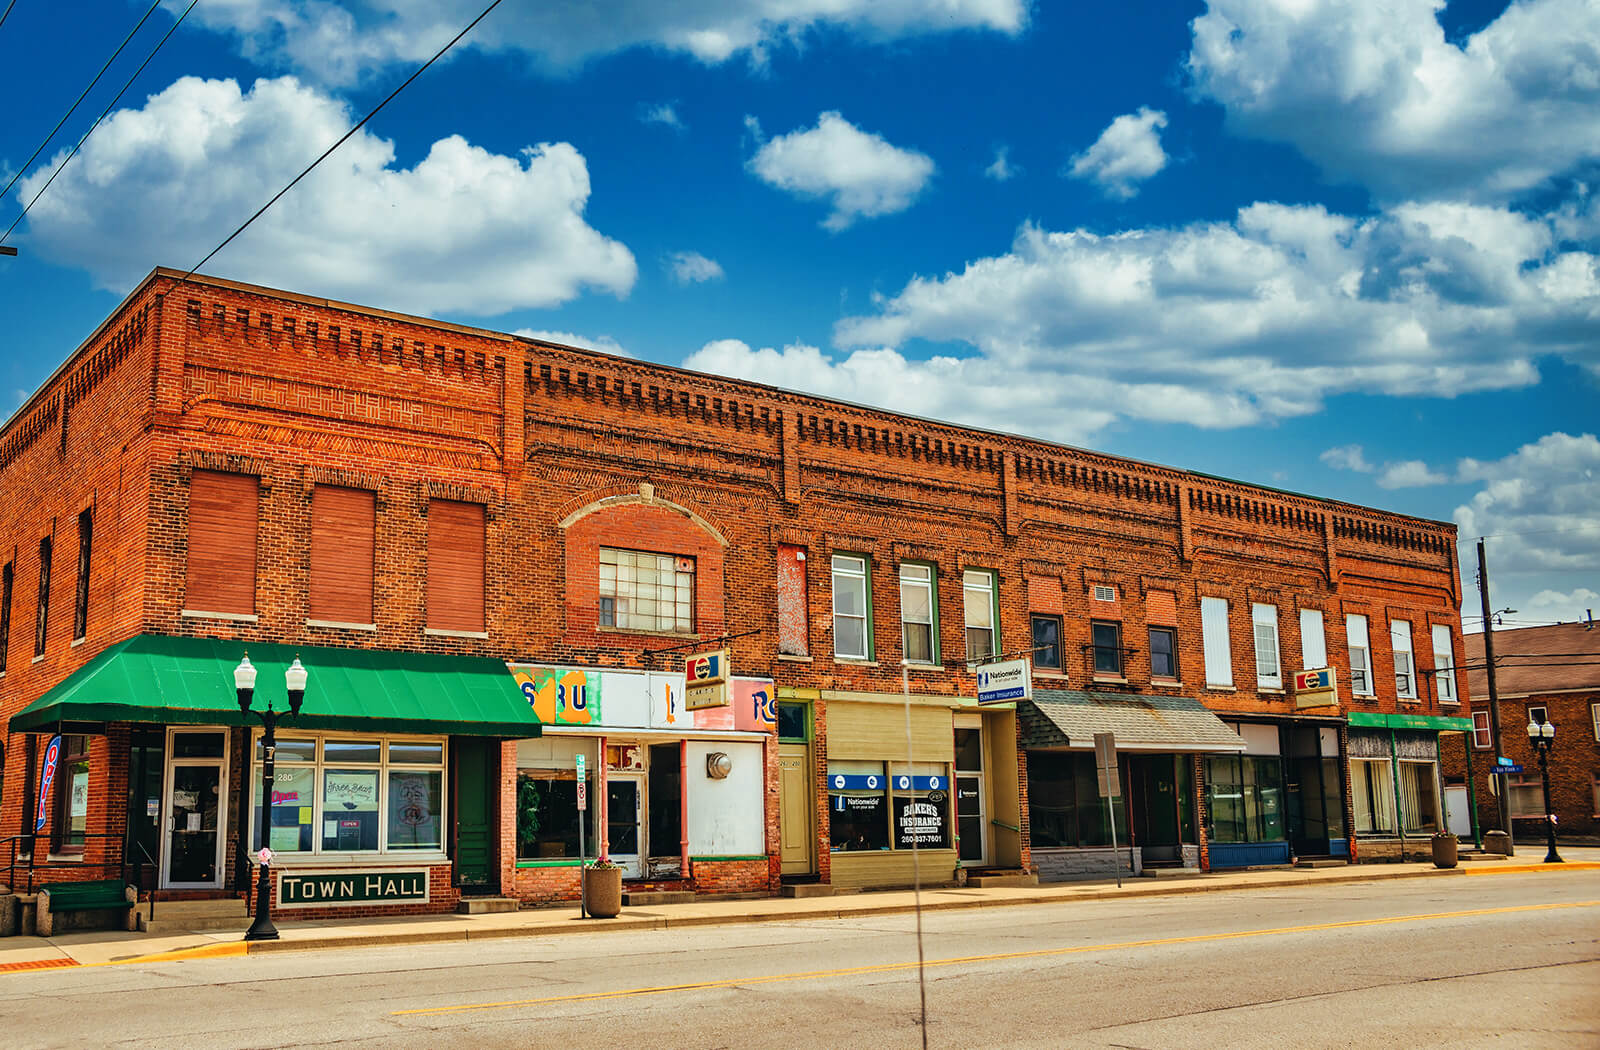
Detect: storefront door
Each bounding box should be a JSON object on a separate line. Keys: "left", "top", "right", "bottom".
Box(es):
{"left": 1286, "top": 726, "right": 1338, "bottom": 857}
{"left": 954, "top": 725, "right": 986, "bottom": 865}
{"left": 454, "top": 738, "right": 497, "bottom": 894}
{"left": 161, "top": 728, "right": 228, "bottom": 889}
{"left": 778, "top": 743, "right": 815, "bottom": 875}
{"left": 606, "top": 775, "right": 643, "bottom": 878}
{"left": 1129, "top": 755, "right": 1181, "bottom": 864}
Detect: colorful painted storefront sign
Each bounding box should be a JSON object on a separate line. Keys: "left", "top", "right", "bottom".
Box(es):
{"left": 512, "top": 666, "right": 774, "bottom": 733}
{"left": 514, "top": 668, "right": 601, "bottom": 725}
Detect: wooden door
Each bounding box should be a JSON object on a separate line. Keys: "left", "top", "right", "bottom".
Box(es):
{"left": 779, "top": 742, "right": 814, "bottom": 875}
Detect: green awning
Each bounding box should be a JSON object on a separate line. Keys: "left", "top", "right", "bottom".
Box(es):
{"left": 8, "top": 634, "right": 540, "bottom": 737}
{"left": 1347, "top": 712, "right": 1473, "bottom": 732}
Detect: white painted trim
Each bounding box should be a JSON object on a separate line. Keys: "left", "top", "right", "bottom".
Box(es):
{"left": 307, "top": 619, "right": 376, "bottom": 631}
{"left": 424, "top": 628, "right": 488, "bottom": 639}
{"left": 558, "top": 493, "right": 728, "bottom": 546}
{"left": 182, "top": 609, "right": 259, "bottom": 622}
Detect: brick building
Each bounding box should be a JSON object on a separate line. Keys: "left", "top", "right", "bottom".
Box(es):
{"left": 2, "top": 269, "right": 1466, "bottom": 925}
{"left": 1442, "top": 622, "right": 1600, "bottom": 844}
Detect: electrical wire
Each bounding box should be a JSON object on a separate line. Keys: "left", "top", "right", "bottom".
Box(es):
{"left": 0, "top": 0, "right": 17, "bottom": 34}
{"left": 0, "top": 0, "right": 165, "bottom": 206}
{"left": 0, "top": 0, "right": 200, "bottom": 246}
{"left": 177, "top": 0, "right": 506, "bottom": 284}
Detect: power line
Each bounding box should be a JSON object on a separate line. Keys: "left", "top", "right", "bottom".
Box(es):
{"left": 0, "top": 0, "right": 18, "bottom": 34}
{"left": 0, "top": 0, "right": 166, "bottom": 206}
{"left": 1458, "top": 523, "right": 1600, "bottom": 543}
{"left": 0, "top": 0, "right": 200, "bottom": 246}
{"left": 178, "top": 0, "right": 507, "bottom": 283}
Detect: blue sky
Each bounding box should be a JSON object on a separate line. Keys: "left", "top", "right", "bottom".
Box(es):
{"left": 1, "top": 0, "right": 1596, "bottom": 627}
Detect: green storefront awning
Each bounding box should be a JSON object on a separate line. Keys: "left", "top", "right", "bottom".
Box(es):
{"left": 8, "top": 634, "right": 541, "bottom": 738}
{"left": 1347, "top": 711, "right": 1474, "bottom": 732}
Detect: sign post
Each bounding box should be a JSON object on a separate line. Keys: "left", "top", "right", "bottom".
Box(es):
{"left": 576, "top": 752, "right": 588, "bottom": 919}
{"left": 1094, "top": 732, "right": 1122, "bottom": 888}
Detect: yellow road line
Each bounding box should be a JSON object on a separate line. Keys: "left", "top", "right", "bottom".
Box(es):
{"left": 393, "top": 899, "right": 1600, "bottom": 1017}
{"left": 97, "top": 942, "right": 248, "bottom": 966}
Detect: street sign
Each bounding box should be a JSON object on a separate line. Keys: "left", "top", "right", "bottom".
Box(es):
{"left": 1493, "top": 764, "right": 1523, "bottom": 774}
{"left": 975, "top": 658, "right": 1031, "bottom": 704}
{"left": 685, "top": 648, "right": 731, "bottom": 710}
{"left": 1497, "top": 757, "right": 1515, "bottom": 767}
{"left": 576, "top": 753, "right": 587, "bottom": 810}
{"left": 1093, "top": 732, "right": 1119, "bottom": 799}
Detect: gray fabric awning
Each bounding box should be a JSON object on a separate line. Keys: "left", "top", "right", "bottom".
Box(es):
{"left": 1021, "top": 689, "right": 1246, "bottom": 753}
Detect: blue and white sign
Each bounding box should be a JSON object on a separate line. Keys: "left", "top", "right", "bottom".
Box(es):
{"left": 831, "top": 773, "right": 882, "bottom": 791}
{"left": 975, "top": 658, "right": 1030, "bottom": 705}
{"left": 1494, "top": 764, "right": 1524, "bottom": 774}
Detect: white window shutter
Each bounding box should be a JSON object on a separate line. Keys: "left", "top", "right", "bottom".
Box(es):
{"left": 1300, "top": 609, "right": 1327, "bottom": 669}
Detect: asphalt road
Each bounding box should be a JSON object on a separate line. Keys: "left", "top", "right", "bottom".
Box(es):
{"left": 4, "top": 871, "right": 1597, "bottom": 1049}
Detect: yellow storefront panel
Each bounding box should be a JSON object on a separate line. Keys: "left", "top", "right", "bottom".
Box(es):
{"left": 826, "top": 701, "right": 953, "bottom": 763}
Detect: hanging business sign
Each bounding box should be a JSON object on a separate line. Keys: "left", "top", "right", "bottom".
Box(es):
{"left": 975, "top": 658, "right": 1030, "bottom": 705}
{"left": 35, "top": 734, "right": 62, "bottom": 833}
{"left": 1293, "top": 668, "right": 1339, "bottom": 709}
{"left": 278, "top": 869, "right": 429, "bottom": 908}
{"left": 685, "top": 648, "right": 731, "bottom": 710}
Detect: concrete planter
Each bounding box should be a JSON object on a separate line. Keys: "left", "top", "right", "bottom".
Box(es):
{"left": 583, "top": 864, "right": 623, "bottom": 918}
{"left": 1431, "top": 833, "right": 1459, "bottom": 869}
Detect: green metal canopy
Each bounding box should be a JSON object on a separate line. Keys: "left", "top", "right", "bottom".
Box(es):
{"left": 1346, "top": 711, "right": 1474, "bottom": 732}
{"left": 8, "top": 634, "right": 540, "bottom": 737}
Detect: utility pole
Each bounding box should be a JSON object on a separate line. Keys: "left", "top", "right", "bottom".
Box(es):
{"left": 1477, "top": 539, "right": 1514, "bottom": 855}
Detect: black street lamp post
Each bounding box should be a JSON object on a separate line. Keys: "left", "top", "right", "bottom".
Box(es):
{"left": 236, "top": 654, "right": 310, "bottom": 941}
{"left": 1525, "top": 717, "right": 1562, "bottom": 865}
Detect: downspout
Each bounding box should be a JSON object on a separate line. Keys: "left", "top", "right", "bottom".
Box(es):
{"left": 680, "top": 739, "right": 690, "bottom": 883}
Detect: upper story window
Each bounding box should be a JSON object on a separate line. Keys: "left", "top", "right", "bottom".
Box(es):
{"left": 0, "top": 561, "right": 12, "bottom": 674}
{"left": 899, "top": 563, "right": 937, "bottom": 664}
{"left": 1346, "top": 613, "right": 1374, "bottom": 697}
{"left": 186, "top": 470, "right": 259, "bottom": 617}
{"left": 1252, "top": 603, "right": 1281, "bottom": 689}
{"left": 831, "top": 554, "right": 870, "bottom": 660}
{"left": 1299, "top": 608, "right": 1327, "bottom": 669}
{"left": 963, "top": 569, "right": 996, "bottom": 662}
{"left": 73, "top": 509, "right": 92, "bottom": 641}
{"left": 1149, "top": 626, "right": 1177, "bottom": 679}
{"left": 1391, "top": 619, "right": 1416, "bottom": 700}
{"left": 1091, "top": 621, "right": 1122, "bottom": 676}
{"left": 1200, "top": 596, "right": 1233, "bottom": 688}
{"left": 34, "top": 537, "right": 51, "bottom": 657}
{"left": 309, "top": 485, "right": 376, "bottom": 627}
{"left": 599, "top": 548, "right": 693, "bottom": 634}
{"left": 1471, "top": 711, "right": 1491, "bottom": 749}
{"left": 426, "top": 499, "right": 486, "bottom": 635}
{"left": 1031, "top": 614, "right": 1062, "bottom": 672}
{"left": 1430, "top": 624, "right": 1456, "bottom": 703}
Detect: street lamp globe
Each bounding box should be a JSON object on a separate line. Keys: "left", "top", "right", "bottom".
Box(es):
{"left": 1526, "top": 719, "right": 1540, "bottom": 740}
{"left": 1541, "top": 721, "right": 1555, "bottom": 741}
{"left": 234, "top": 655, "right": 257, "bottom": 713}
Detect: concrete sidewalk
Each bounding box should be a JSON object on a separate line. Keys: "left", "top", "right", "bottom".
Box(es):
{"left": 5, "top": 849, "right": 1598, "bottom": 971}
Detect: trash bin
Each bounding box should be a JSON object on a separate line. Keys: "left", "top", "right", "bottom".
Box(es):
{"left": 1431, "top": 833, "right": 1459, "bottom": 869}
{"left": 1484, "top": 830, "right": 1512, "bottom": 856}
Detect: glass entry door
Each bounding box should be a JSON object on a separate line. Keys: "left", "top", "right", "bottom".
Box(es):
{"left": 161, "top": 729, "right": 229, "bottom": 888}
{"left": 606, "top": 776, "right": 643, "bottom": 879}
{"left": 954, "top": 727, "right": 986, "bottom": 865}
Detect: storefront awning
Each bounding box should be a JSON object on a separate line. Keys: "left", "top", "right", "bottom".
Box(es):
{"left": 1021, "top": 690, "right": 1247, "bottom": 753}
{"left": 7, "top": 634, "right": 540, "bottom": 737}
{"left": 1347, "top": 712, "right": 1474, "bottom": 732}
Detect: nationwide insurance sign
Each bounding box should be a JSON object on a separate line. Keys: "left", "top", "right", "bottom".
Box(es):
{"left": 976, "top": 659, "right": 1031, "bottom": 705}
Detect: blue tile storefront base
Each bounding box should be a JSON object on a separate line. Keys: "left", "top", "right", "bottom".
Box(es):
{"left": 1208, "top": 842, "right": 1292, "bottom": 869}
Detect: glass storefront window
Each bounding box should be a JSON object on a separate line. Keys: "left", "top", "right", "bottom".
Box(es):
{"left": 515, "top": 770, "right": 594, "bottom": 859}
{"left": 890, "top": 762, "right": 951, "bottom": 850}
{"left": 1205, "top": 755, "right": 1284, "bottom": 843}
{"left": 829, "top": 761, "right": 890, "bottom": 852}
{"left": 1352, "top": 759, "right": 1396, "bottom": 834}
{"left": 251, "top": 733, "right": 446, "bottom": 856}
{"left": 1026, "top": 751, "right": 1128, "bottom": 848}
{"left": 1398, "top": 761, "right": 1439, "bottom": 834}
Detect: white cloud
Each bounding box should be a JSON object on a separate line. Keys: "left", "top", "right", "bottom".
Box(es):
{"left": 1453, "top": 432, "right": 1600, "bottom": 621}
{"left": 15, "top": 76, "right": 635, "bottom": 315}
{"left": 985, "top": 145, "right": 1018, "bottom": 182}
{"left": 817, "top": 204, "right": 1594, "bottom": 437}
{"left": 513, "top": 328, "right": 630, "bottom": 358}
{"left": 640, "top": 102, "right": 684, "bottom": 131}
{"left": 683, "top": 339, "right": 1117, "bottom": 445}
{"left": 666, "top": 251, "right": 725, "bottom": 285}
{"left": 1377, "top": 459, "right": 1448, "bottom": 489}
{"left": 1187, "top": 0, "right": 1600, "bottom": 202}
{"left": 1525, "top": 587, "right": 1600, "bottom": 615}
{"left": 746, "top": 111, "right": 935, "bottom": 230}
{"left": 1321, "top": 445, "right": 1373, "bottom": 473}
{"left": 1067, "top": 107, "right": 1168, "bottom": 199}
{"left": 187, "top": 0, "right": 1027, "bottom": 84}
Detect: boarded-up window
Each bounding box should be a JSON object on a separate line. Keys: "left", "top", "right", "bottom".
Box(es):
{"left": 776, "top": 544, "right": 809, "bottom": 656}
{"left": 427, "top": 499, "right": 484, "bottom": 633}
{"left": 309, "top": 486, "right": 376, "bottom": 625}
{"left": 1146, "top": 590, "right": 1178, "bottom": 626}
{"left": 186, "top": 471, "right": 259, "bottom": 615}
{"left": 1200, "top": 596, "right": 1233, "bottom": 688}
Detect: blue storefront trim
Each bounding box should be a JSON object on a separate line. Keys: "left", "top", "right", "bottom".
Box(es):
{"left": 1207, "top": 841, "right": 1291, "bottom": 869}
{"left": 1329, "top": 838, "right": 1350, "bottom": 858}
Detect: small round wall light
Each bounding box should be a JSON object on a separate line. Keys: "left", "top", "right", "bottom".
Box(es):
{"left": 706, "top": 752, "right": 732, "bottom": 779}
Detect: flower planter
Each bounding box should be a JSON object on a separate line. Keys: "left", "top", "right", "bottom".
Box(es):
{"left": 1430, "top": 833, "right": 1458, "bottom": 869}
{"left": 583, "top": 864, "right": 623, "bottom": 918}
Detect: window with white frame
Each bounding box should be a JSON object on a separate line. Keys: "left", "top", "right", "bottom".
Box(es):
{"left": 1201, "top": 596, "right": 1233, "bottom": 688}
{"left": 1592, "top": 702, "right": 1600, "bottom": 742}
{"left": 832, "top": 554, "right": 870, "bottom": 660}
{"left": 598, "top": 548, "right": 694, "bottom": 633}
{"left": 1300, "top": 608, "right": 1327, "bottom": 669}
{"left": 1391, "top": 619, "right": 1416, "bottom": 700}
{"left": 1397, "top": 760, "right": 1439, "bottom": 833}
{"left": 1430, "top": 624, "right": 1456, "bottom": 702}
{"left": 899, "top": 563, "right": 936, "bottom": 664}
{"left": 1528, "top": 705, "right": 1547, "bottom": 728}
{"left": 1351, "top": 759, "right": 1395, "bottom": 834}
{"left": 251, "top": 734, "right": 446, "bottom": 856}
{"left": 1471, "top": 711, "right": 1491, "bottom": 749}
{"left": 1346, "top": 614, "right": 1373, "bottom": 696}
{"left": 1507, "top": 774, "right": 1543, "bottom": 818}
{"left": 963, "top": 569, "right": 996, "bottom": 662}
{"left": 1252, "top": 603, "right": 1281, "bottom": 688}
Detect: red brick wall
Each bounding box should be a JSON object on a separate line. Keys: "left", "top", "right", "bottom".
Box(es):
{"left": 1443, "top": 690, "right": 1600, "bottom": 838}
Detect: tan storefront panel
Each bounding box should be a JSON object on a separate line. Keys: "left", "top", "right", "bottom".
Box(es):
{"left": 831, "top": 849, "right": 958, "bottom": 890}
{"left": 826, "top": 701, "right": 953, "bottom": 762}
{"left": 983, "top": 708, "right": 1022, "bottom": 868}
